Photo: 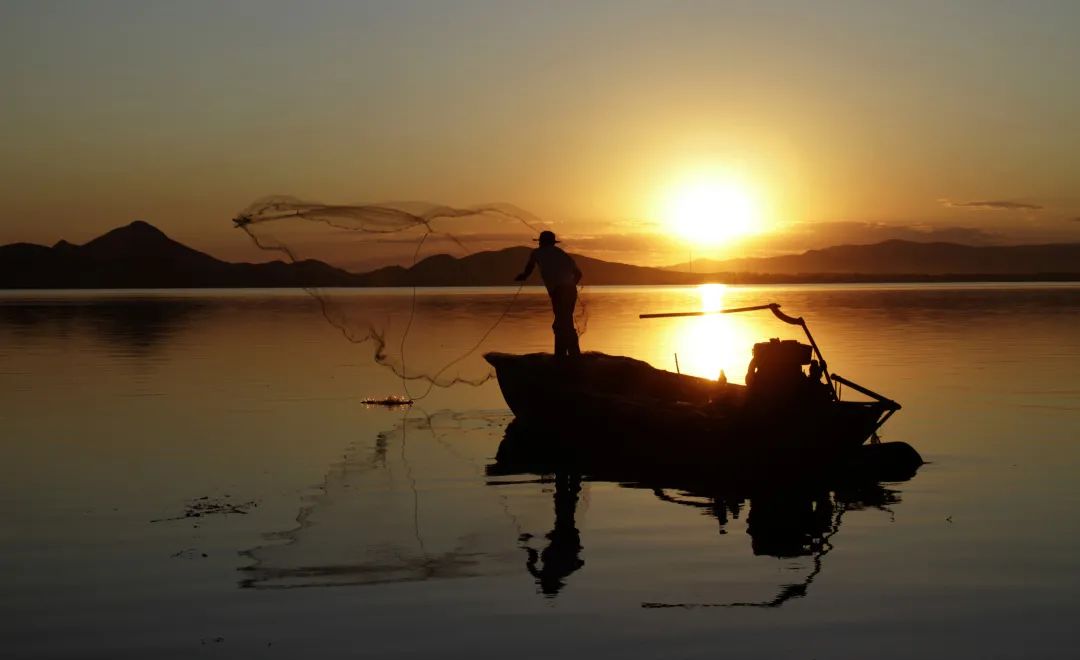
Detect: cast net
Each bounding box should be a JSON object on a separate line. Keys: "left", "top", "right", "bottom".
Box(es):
{"left": 232, "top": 196, "right": 587, "bottom": 399}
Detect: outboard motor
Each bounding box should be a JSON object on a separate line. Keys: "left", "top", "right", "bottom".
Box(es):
{"left": 745, "top": 338, "right": 814, "bottom": 404}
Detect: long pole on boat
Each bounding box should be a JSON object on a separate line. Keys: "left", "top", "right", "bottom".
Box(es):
{"left": 639, "top": 303, "right": 776, "bottom": 319}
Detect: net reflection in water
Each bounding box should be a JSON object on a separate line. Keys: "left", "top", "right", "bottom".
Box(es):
{"left": 239, "top": 412, "right": 562, "bottom": 589}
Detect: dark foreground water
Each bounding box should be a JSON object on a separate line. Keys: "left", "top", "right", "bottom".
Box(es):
{"left": 2, "top": 284, "right": 1079, "bottom": 659}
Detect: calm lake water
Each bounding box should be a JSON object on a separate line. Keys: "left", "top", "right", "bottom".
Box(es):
{"left": 2, "top": 284, "right": 1079, "bottom": 659}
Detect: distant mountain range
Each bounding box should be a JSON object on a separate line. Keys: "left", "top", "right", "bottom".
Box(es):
{"left": 667, "top": 240, "right": 1080, "bottom": 276}
{"left": 0, "top": 222, "right": 361, "bottom": 289}
{"left": 2, "top": 221, "right": 1079, "bottom": 289}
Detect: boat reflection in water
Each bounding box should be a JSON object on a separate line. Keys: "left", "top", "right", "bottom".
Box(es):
{"left": 488, "top": 420, "right": 917, "bottom": 606}
{"left": 240, "top": 413, "right": 917, "bottom": 609}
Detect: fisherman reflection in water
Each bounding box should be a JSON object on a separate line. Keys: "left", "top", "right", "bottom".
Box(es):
{"left": 515, "top": 231, "right": 582, "bottom": 358}
{"left": 521, "top": 472, "right": 585, "bottom": 596}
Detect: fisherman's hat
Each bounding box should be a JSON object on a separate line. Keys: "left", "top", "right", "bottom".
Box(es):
{"left": 535, "top": 230, "right": 560, "bottom": 245}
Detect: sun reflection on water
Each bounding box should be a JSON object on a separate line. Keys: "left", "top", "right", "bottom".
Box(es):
{"left": 670, "top": 284, "right": 759, "bottom": 382}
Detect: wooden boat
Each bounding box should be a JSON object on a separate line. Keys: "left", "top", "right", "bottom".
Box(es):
{"left": 484, "top": 303, "right": 912, "bottom": 474}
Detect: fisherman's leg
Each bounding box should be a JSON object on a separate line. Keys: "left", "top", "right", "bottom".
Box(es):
{"left": 564, "top": 287, "right": 581, "bottom": 356}
{"left": 548, "top": 289, "right": 565, "bottom": 356}
{"left": 566, "top": 332, "right": 581, "bottom": 356}
{"left": 552, "top": 285, "right": 580, "bottom": 357}
{"left": 552, "top": 287, "right": 576, "bottom": 358}
{"left": 553, "top": 322, "right": 567, "bottom": 357}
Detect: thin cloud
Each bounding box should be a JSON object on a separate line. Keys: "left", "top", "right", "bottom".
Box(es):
{"left": 942, "top": 199, "right": 1043, "bottom": 211}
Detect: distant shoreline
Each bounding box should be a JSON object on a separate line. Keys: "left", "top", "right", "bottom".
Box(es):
{"left": 6, "top": 221, "right": 1080, "bottom": 289}
{"left": 3, "top": 273, "right": 1080, "bottom": 292}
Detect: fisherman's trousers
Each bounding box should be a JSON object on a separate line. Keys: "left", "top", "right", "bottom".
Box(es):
{"left": 547, "top": 284, "right": 580, "bottom": 357}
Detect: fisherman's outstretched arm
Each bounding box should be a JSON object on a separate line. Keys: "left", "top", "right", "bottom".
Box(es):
{"left": 515, "top": 252, "right": 537, "bottom": 281}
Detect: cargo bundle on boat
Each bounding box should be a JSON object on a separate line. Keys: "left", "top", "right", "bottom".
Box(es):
{"left": 485, "top": 303, "right": 920, "bottom": 478}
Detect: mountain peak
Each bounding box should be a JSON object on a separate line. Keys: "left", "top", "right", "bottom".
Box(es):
{"left": 120, "top": 219, "right": 166, "bottom": 236}
{"left": 79, "top": 220, "right": 218, "bottom": 266}
{"left": 83, "top": 220, "right": 170, "bottom": 248}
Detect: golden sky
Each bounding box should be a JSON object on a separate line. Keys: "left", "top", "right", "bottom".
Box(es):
{"left": 2, "top": 1, "right": 1078, "bottom": 268}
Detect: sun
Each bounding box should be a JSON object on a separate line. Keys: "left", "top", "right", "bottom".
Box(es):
{"left": 664, "top": 179, "right": 760, "bottom": 245}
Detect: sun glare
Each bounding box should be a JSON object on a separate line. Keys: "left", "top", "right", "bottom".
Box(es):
{"left": 667, "top": 283, "right": 753, "bottom": 381}
{"left": 665, "top": 179, "right": 759, "bottom": 245}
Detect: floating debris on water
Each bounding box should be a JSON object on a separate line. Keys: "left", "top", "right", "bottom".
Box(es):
{"left": 361, "top": 395, "right": 415, "bottom": 408}
{"left": 150, "top": 495, "right": 257, "bottom": 523}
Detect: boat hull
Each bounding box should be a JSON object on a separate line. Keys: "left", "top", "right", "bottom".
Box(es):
{"left": 484, "top": 351, "right": 894, "bottom": 472}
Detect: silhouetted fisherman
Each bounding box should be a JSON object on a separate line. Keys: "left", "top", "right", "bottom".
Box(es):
{"left": 515, "top": 231, "right": 582, "bottom": 357}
